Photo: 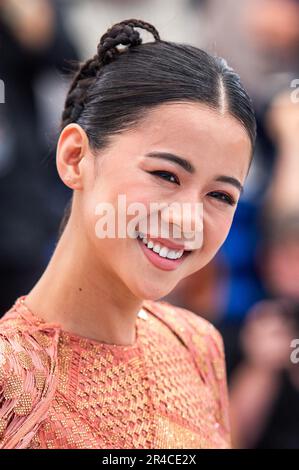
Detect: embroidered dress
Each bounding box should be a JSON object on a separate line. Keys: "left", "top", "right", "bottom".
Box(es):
{"left": 0, "top": 295, "right": 231, "bottom": 449}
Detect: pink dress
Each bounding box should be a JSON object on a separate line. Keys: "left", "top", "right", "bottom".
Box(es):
{"left": 0, "top": 295, "right": 231, "bottom": 448}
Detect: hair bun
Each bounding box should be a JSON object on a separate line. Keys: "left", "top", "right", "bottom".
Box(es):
{"left": 61, "top": 19, "right": 161, "bottom": 128}
{"left": 97, "top": 19, "right": 160, "bottom": 65}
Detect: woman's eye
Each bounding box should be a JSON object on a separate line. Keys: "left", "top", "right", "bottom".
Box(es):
{"left": 148, "top": 170, "right": 180, "bottom": 185}
{"left": 208, "top": 191, "right": 236, "bottom": 206}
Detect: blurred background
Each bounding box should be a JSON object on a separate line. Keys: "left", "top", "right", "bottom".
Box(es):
{"left": 1, "top": 0, "right": 299, "bottom": 449}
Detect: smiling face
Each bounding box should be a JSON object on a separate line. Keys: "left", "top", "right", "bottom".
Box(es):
{"left": 58, "top": 102, "right": 252, "bottom": 301}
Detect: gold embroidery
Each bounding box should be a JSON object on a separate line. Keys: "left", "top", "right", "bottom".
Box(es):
{"left": 16, "top": 351, "right": 34, "bottom": 371}
{"left": 0, "top": 296, "right": 230, "bottom": 449}
{"left": 31, "top": 331, "right": 52, "bottom": 348}
{"left": 34, "top": 370, "right": 46, "bottom": 391}
{"left": 36, "top": 349, "right": 50, "bottom": 369}
{"left": 14, "top": 392, "right": 33, "bottom": 416}
{"left": 17, "top": 334, "right": 35, "bottom": 351}
{"left": 3, "top": 373, "right": 23, "bottom": 399}
{"left": 0, "top": 418, "right": 7, "bottom": 439}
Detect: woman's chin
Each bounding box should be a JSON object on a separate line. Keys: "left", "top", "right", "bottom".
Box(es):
{"left": 131, "top": 278, "right": 176, "bottom": 301}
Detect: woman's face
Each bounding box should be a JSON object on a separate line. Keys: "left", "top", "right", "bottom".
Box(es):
{"left": 60, "top": 102, "right": 252, "bottom": 300}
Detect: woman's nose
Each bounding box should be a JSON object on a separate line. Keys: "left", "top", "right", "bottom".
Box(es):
{"left": 160, "top": 201, "right": 203, "bottom": 249}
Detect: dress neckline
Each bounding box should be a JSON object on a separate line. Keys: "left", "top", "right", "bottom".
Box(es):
{"left": 14, "top": 295, "right": 149, "bottom": 351}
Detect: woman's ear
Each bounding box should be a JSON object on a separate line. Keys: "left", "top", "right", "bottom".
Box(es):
{"left": 56, "top": 124, "right": 90, "bottom": 190}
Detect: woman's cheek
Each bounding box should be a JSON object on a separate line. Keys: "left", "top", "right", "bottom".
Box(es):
{"left": 202, "top": 216, "right": 233, "bottom": 257}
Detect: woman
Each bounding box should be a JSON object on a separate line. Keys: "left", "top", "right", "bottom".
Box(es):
{"left": 0, "top": 18, "right": 256, "bottom": 449}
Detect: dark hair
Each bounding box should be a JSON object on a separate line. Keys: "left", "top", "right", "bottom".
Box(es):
{"left": 58, "top": 18, "right": 256, "bottom": 238}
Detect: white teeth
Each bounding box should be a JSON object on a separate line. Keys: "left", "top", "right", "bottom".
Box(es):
{"left": 174, "top": 250, "right": 184, "bottom": 259}
{"left": 159, "top": 246, "right": 169, "bottom": 258}
{"left": 153, "top": 243, "right": 161, "bottom": 253}
{"left": 166, "top": 250, "right": 177, "bottom": 259}
{"left": 138, "top": 232, "right": 185, "bottom": 260}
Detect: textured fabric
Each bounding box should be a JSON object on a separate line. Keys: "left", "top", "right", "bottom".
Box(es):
{"left": 0, "top": 295, "right": 231, "bottom": 449}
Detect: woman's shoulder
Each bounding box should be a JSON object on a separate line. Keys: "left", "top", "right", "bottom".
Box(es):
{"left": 0, "top": 297, "right": 60, "bottom": 448}
{"left": 142, "top": 298, "right": 224, "bottom": 350}
{"left": 0, "top": 297, "right": 60, "bottom": 359}
{"left": 142, "top": 299, "right": 226, "bottom": 381}
{"left": 142, "top": 299, "right": 231, "bottom": 442}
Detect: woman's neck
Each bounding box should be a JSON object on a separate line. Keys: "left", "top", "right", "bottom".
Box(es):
{"left": 25, "top": 218, "right": 143, "bottom": 346}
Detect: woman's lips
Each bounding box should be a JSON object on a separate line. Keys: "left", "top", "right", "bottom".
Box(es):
{"left": 137, "top": 237, "right": 191, "bottom": 271}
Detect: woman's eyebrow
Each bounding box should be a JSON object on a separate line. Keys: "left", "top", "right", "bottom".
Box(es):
{"left": 145, "top": 151, "right": 195, "bottom": 174}
{"left": 145, "top": 151, "right": 244, "bottom": 193}
{"left": 214, "top": 175, "right": 244, "bottom": 194}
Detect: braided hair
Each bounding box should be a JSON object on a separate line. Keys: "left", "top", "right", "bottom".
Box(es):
{"left": 58, "top": 17, "right": 256, "bottom": 238}
{"left": 61, "top": 19, "right": 160, "bottom": 130}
